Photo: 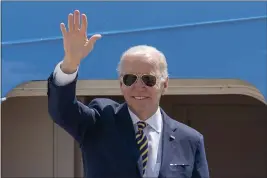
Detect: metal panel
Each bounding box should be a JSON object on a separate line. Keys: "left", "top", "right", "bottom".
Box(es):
{"left": 1, "top": 97, "right": 76, "bottom": 177}
{"left": 1, "top": 97, "right": 54, "bottom": 177}
{"left": 6, "top": 79, "right": 266, "bottom": 104}
{"left": 2, "top": 1, "right": 267, "bottom": 99}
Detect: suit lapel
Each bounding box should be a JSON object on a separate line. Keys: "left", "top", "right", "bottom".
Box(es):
{"left": 158, "top": 109, "right": 179, "bottom": 178}
{"left": 115, "top": 103, "right": 142, "bottom": 176}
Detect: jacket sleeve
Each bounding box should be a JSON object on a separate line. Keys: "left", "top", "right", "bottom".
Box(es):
{"left": 192, "top": 134, "right": 210, "bottom": 178}
{"left": 47, "top": 73, "right": 100, "bottom": 144}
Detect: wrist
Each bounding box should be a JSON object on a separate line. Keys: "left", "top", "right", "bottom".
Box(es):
{"left": 61, "top": 57, "right": 79, "bottom": 74}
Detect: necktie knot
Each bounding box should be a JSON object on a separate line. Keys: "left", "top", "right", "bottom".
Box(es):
{"left": 137, "top": 121, "right": 147, "bottom": 131}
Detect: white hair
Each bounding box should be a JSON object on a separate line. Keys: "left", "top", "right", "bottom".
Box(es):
{"left": 117, "top": 45, "right": 169, "bottom": 78}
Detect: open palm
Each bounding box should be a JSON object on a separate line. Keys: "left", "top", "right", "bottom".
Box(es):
{"left": 60, "top": 10, "right": 101, "bottom": 67}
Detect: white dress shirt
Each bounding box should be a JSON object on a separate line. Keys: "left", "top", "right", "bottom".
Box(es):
{"left": 53, "top": 61, "right": 163, "bottom": 177}
{"left": 128, "top": 108, "right": 163, "bottom": 177}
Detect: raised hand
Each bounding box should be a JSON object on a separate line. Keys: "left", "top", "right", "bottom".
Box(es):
{"left": 60, "top": 10, "right": 101, "bottom": 73}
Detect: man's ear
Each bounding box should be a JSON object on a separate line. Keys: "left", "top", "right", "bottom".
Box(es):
{"left": 119, "top": 80, "right": 123, "bottom": 87}
{"left": 164, "top": 77, "right": 169, "bottom": 88}
{"left": 161, "top": 77, "right": 169, "bottom": 95}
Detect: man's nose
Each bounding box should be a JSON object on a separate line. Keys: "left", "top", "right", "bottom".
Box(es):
{"left": 134, "top": 78, "right": 146, "bottom": 88}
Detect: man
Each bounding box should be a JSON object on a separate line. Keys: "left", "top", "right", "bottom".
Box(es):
{"left": 47, "top": 10, "right": 209, "bottom": 178}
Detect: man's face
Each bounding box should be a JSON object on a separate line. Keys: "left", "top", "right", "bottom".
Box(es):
{"left": 119, "top": 54, "right": 168, "bottom": 117}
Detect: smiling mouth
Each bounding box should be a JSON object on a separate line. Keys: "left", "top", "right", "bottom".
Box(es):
{"left": 132, "top": 96, "right": 149, "bottom": 100}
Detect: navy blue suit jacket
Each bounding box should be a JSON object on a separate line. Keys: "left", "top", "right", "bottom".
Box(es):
{"left": 47, "top": 73, "right": 209, "bottom": 178}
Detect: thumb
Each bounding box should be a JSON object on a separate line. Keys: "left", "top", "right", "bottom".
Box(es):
{"left": 86, "top": 34, "right": 102, "bottom": 50}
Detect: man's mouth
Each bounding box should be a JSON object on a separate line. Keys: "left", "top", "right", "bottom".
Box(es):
{"left": 132, "top": 96, "right": 149, "bottom": 100}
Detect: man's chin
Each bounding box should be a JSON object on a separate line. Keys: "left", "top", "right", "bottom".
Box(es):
{"left": 132, "top": 105, "right": 151, "bottom": 115}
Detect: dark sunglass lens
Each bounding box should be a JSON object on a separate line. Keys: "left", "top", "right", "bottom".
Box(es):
{"left": 123, "top": 74, "right": 137, "bottom": 86}
{"left": 142, "top": 75, "right": 157, "bottom": 87}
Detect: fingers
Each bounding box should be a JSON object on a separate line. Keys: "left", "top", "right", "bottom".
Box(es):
{"left": 60, "top": 23, "right": 67, "bottom": 37}
{"left": 63, "top": 10, "right": 90, "bottom": 37}
{"left": 89, "top": 34, "right": 102, "bottom": 45}
{"left": 67, "top": 10, "right": 84, "bottom": 32}
{"left": 91, "top": 34, "right": 102, "bottom": 40}
{"left": 74, "top": 10, "right": 80, "bottom": 31}
{"left": 86, "top": 34, "right": 102, "bottom": 49}
{"left": 68, "top": 13, "right": 74, "bottom": 32}
{"left": 80, "top": 14, "right": 88, "bottom": 34}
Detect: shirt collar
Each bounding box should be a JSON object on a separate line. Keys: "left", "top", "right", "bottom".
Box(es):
{"left": 128, "top": 107, "right": 162, "bottom": 133}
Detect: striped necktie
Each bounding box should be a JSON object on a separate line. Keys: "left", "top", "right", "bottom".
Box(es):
{"left": 136, "top": 121, "right": 149, "bottom": 175}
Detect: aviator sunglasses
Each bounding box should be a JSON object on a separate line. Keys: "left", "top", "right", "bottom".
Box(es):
{"left": 121, "top": 74, "right": 159, "bottom": 87}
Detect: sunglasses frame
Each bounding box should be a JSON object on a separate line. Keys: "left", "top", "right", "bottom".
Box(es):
{"left": 120, "top": 73, "right": 164, "bottom": 87}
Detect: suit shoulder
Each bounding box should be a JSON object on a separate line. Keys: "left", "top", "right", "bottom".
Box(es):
{"left": 87, "top": 97, "right": 120, "bottom": 113}
{"left": 169, "top": 118, "right": 203, "bottom": 141}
